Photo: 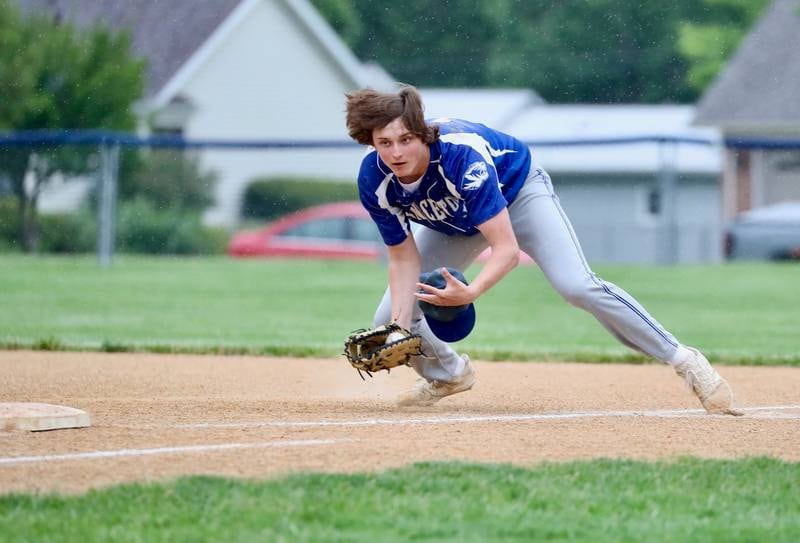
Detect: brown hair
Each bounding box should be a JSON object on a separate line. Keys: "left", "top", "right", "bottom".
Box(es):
{"left": 345, "top": 85, "right": 439, "bottom": 146}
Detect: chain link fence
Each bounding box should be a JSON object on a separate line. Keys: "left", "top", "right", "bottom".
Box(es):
{"left": 3, "top": 131, "right": 792, "bottom": 265}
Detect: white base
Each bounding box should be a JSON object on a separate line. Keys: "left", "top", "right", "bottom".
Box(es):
{"left": 0, "top": 403, "right": 91, "bottom": 432}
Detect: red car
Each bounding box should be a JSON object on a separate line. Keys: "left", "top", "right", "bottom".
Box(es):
{"left": 228, "top": 201, "right": 533, "bottom": 264}
{"left": 228, "top": 202, "right": 383, "bottom": 260}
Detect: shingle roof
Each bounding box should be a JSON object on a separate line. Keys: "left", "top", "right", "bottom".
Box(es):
{"left": 15, "top": 0, "right": 242, "bottom": 97}
{"left": 694, "top": 0, "right": 800, "bottom": 131}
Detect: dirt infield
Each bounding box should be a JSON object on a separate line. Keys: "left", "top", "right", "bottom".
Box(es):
{"left": 1, "top": 350, "right": 798, "bottom": 494}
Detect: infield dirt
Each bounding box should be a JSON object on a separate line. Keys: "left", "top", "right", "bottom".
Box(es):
{"left": 1, "top": 350, "right": 798, "bottom": 494}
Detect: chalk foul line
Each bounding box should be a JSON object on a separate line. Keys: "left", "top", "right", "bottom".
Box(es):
{"left": 0, "top": 438, "right": 346, "bottom": 466}
{"left": 5, "top": 405, "right": 797, "bottom": 467}
{"left": 161, "top": 404, "right": 800, "bottom": 429}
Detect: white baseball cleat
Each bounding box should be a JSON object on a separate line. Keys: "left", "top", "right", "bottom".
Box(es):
{"left": 396, "top": 355, "right": 476, "bottom": 407}
{"left": 674, "top": 348, "right": 743, "bottom": 416}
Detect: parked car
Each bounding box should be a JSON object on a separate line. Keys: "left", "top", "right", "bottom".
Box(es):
{"left": 228, "top": 201, "right": 534, "bottom": 264}
{"left": 724, "top": 201, "right": 800, "bottom": 261}
{"left": 228, "top": 202, "right": 384, "bottom": 260}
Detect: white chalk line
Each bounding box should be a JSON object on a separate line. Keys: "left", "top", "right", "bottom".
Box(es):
{"left": 0, "top": 438, "right": 345, "bottom": 466}
{"left": 3, "top": 406, "right": 798, "bottom": 467}
{"left": 119, "top": 404, "right": 800, "bottom": 430}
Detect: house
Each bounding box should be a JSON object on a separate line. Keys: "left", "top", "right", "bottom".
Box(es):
{"left": 15, "top": 0, "right": 723, "bottom": 263}
{"left": 16, "top": 0, "right": 392, "bottom": 227}
{"left": 420, "top": 88, "right": 544, "bottom": 128}
{"left": 421, "top": 91, "right": 723, "bottom": 263}
{"left": 694, "top": 0, "right": 800, "bottom": 221}
{"left": 504, "top": 105, "right": 722, "bottom": 264}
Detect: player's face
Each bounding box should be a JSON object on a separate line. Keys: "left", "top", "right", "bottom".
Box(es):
{"left": 372, "top": 118, "right": 430, "bottom": 182}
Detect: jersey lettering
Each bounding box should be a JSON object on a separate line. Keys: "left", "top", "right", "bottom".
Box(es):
{"left": 358, "top": 119, "right": 532, "bottom": 245}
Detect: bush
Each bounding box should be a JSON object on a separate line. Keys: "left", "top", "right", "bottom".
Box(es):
{"left": 0, "top": 197, "right": 19, "bottom": 249}
{"left": 242, "top": 177, "right": 357, "bottom": 221}
{"left": 119, "top": 149, "right": 217, "bottom": 211}
{"left": 116, "top": 198, "right": 227, "bottom": 255}
{"left": 38, "top": 210, "right": 96, "bottom": 253}
{"left": 0, "top": 196, "right": 95, "bottom": 253}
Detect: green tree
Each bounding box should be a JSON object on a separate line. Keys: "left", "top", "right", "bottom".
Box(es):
{"left": 316, "top": 0, "right": 769, "bottom": 103}
{"left": 677, "top": 0, "right": 770, "bottom": 92}
{"left": 350, "top": 0, "right": 505, "bottom": 87}
{"left": 310, "top": 0, "right": 363, "bottom": 47}
{"left": 486, "top": 0, "right": 718, "bottom": 103}
{"left": 0, "top": 1, "right": 144, "bottom": 251}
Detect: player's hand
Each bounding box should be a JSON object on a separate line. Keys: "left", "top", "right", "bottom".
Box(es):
{"left": 414, "top": 267, "right": 476, "bottom": 306}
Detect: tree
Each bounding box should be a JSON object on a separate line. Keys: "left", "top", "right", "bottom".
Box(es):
{"left": 314, "top": 0, "right": 770, "bottom": 103}
{"left": 677, "top": 0, "right": 770, "bottom": 92}
{"left": 0, "top": 1, "right": 145, "bottom": 251}
{"left": 349, "top": 0, "right": 504, "bottom": 87}
{"left": 310, "top": 0, "right": 363, "bottom": 47}
{"left": 486, "top": 0, "right": 708, "bottom": 103}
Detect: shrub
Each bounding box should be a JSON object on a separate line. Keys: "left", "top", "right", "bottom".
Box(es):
{"left": 119, "top": 149, "right": 217, "bottom": 211}
{"left": 116, "top": 198, "right": 227, "bottom": 255}
{"left": 0, "top": 196, "right": 95, "bottom": 253}
{"left": 242, "top": 177, "right": 357, "bottom": 220}
{"left": 38, "top": 210, "right": 96, "bottom": 253}
{"left": 0, "top": 197, "right": 19, "bottom": 250}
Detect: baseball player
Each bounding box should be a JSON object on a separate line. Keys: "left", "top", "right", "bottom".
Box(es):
{"left": 345, "top": 85, "right": 740, "bottom": 415}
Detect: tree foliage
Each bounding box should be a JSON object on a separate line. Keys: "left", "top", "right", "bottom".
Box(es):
{"left": 312, "top": 0, "right": 770, "bottom": 103}
{"left": 677, "top": 0, "right": 771, "bottom": 92}
{"left": 0, "top": 0, "right": 145, "bottom": 250}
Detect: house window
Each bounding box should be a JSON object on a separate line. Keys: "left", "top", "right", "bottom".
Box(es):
{"left": 647, "top": 188, "right": 661, "bottom": 215}
{"left": 152, "top": 127, "right": 184, "bottom": 137}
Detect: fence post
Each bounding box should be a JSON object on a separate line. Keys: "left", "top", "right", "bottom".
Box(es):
{"left": 657, "top": 140, "right": 679, "bottom": 265}
{"left": 97, "top": 143, "right": 119, "bottom": 268}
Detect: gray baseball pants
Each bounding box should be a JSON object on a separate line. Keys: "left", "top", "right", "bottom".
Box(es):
{"left": 373, "top": 166, "right": 680, "bottom": 382}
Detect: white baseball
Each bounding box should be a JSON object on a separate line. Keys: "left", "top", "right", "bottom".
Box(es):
{"left": 386, "top": 331, "right": 405, "bottom": 344}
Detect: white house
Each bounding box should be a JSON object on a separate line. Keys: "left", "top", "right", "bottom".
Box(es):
{"left": 505, "top": 105, "right": 723, "bottom": 263}
{"left": 17, "top": 0, "right": 392, "bottom": 227}
{"left": 421, "top": 91, "right": 724, "bottom": 263}
{"left": 18, "top": 0, "right": 724, "bottom": 263}
{"left": 694, "top": 0, "right": 800, "bottom": 221}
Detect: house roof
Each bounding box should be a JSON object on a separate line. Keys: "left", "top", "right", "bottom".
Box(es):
{"left": 16, "top": 0, "right": 241, "bottom": 98}
{"left": 506, "top": 105, "right": 721, "bottom": 174}
{"left": 420, "top": 88, "right": 544, "bottom": 130}
{"left": 14, "top": 0, "right": 393, "bottom": 108}
{"left": 693, "top": 0, "right": 800, "bottom": 133}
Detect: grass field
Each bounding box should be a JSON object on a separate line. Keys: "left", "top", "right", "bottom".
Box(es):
{"left": 1, "top": 459, "right": 798, "bottom": 542}
{"left": 2, "top": 255, "right": 799, "bottom": 541}
{"left": 1, "top": 254, "right": 798, "bottom": 364}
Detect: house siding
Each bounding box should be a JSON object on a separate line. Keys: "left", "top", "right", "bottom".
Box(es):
{"left": 554, "top": 174, "right": 722, "bottom": 264}
{"left": 170, "top": 0, "right": 364, "bottom": 226}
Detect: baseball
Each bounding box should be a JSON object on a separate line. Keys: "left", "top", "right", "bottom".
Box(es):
{"left": 386, "top": 331, "right": 405, "bottom": 344}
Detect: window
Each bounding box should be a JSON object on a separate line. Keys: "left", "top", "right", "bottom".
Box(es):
{"left": 647, "top": 188, "right": 661, "bottom": 215}
{"left": 348, "top": 218, "right": 382, "bottom": 243}
{"left": 278, "top": 217, "right": 347, "bottom": 240}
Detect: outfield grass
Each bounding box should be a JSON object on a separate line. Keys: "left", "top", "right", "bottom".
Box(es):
{"left": 1, "top": 459, "right": 798, "bottom": 542}
{"left": 1, "top": 254, "right": 798, "bottom": 364}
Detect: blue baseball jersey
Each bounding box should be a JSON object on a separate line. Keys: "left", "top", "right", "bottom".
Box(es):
{"left": 357, "top": 118, "right": 531, "bottom": 246}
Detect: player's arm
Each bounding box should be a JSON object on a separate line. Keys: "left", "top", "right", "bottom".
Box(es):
{"left": 415, "top": 208, "right": 519, "bottom": 307}
{"left": 386, "top": 234, "right": 422, "bottom": 330}
{"left": 470, "top": 207, "right": 519, "bottom": 297}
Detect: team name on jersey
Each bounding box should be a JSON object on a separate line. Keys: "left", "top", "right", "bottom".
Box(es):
{"left": 406, "top": 195, "right": 461, "bottom": 223}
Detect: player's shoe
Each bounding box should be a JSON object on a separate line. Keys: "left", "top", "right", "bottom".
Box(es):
{"left": 674, "top": 348, "right": 742, "bottom": 416}
{"left": 396, "top": 355, "right": 476, "bottom": 407}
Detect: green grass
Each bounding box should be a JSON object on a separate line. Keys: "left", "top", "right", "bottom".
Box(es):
{"left": 1, "top": 254, "right": 798, "bottom": 364}
{"left": 1, "top": 459, "right": 798, "bottom": 542}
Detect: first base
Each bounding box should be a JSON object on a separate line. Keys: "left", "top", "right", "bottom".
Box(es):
{"left": 0, "top": 403, "right": 91, "bottom": 432}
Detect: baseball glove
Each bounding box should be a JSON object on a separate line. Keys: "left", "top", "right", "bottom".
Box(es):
{"left": 343, "top": 322, "right": 422, "bottom": 379}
